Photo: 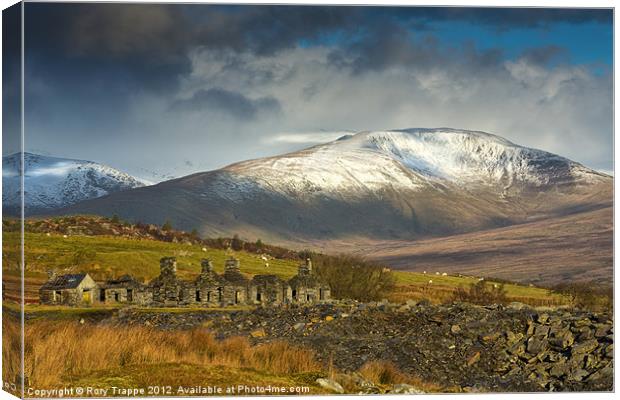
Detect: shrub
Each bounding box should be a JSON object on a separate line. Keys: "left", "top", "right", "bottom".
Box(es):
{"left": 313, "top": 254, "right": 395, "bottom": 301}
{"left": 359, "top": 361, "right": 408, "bottom": 384}
{"left": 231, "top": 234, "right": 244, "bottom": 251}
{"left": 550, "top": 282, "right": 613, "bottom": 312}
{"left": 452, "top": 280, "right": 507, "bottom": 305}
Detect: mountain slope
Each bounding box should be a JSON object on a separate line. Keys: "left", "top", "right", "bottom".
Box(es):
{"left": 3, "top": 152, "right": 146, "bottom": 214}
{"left": 57, "top": 128, "right": 612, "bottom": 242}
{"left": 323, "top": 206, "right": 611, "bottom": 286}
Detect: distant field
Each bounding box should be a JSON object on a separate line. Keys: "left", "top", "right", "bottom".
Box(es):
{"left": 2, "top": 231, "right": 564, "bottom": 306}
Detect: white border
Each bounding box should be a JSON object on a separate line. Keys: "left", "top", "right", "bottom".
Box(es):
{"left": 0, "top": 1, "right": 616, "bottom": 400}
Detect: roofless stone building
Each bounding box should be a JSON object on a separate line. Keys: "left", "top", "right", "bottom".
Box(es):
{"left": 39, "top": 256, "right": 330, "bottom": 307}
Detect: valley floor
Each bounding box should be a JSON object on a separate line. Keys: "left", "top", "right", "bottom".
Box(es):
{"left": 315, "top": 207, "right": 612, "bottom": 286}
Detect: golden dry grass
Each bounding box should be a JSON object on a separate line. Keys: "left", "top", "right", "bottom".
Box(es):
{"left": 3, "top": 317, "right": 449, "bottom": 394}
{"left": 357, "top": 361, "right": 444, "bottom": 392}
{"left": 2, "top": 315, "right": 22, "bottom": 390}
{"left": 11, "top": 318, "right": 319, "bottom": 388}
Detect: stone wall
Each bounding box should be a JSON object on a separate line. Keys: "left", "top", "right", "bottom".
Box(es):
{"left": 40, "top": 256, "right": 331, "bottom": 308}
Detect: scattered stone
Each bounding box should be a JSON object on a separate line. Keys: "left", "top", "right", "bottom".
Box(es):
{"left": 451, "top": 324, "right": 461, "bottom": 334}
{"left": 549, "top": 363, "right": 569, "bottom": 378}
{"left": 507, "top": 302, "right": 527, "bottom": 310}
{"left": 534, "top": 325, "right": 550, "bottom": 337}
{"left": 467, "top": 351, "right": 481, "bottom": 366}
{"left": 571, "top": 339, "right": 599, "bottom": 356}
{"left": 250, "top": 328, "right": 266, "bottom": 338}
{"left": 549, "top": 329, "right": 574, "bottom": 349}
{"left": 480, "top": 332, "right": 500, "bottom": 343}
{"left": 316, "top": 378, "right": 344, "bottom": 394}
{"left": 390, "top": 384, "right": 425, "bottom": 394}
{"left": 594, "top": 324, "right": 611, "bottom": 338}
{"left": 569, "top": 369, "right": 590, "bottom": 382}
{"left": 527, "top": 337, "right": 548, "bottom": 354}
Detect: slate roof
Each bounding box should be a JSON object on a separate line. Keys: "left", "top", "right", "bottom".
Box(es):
{"left": 41, "top": 274, "right": 88, "bottom": 290}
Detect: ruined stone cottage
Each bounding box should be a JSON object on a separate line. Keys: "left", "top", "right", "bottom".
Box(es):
{"left": 39, "top": 272, "right": 98, "bottom": 306}
{"left": 40, "top": 256, "right": 330, "bottom": 307}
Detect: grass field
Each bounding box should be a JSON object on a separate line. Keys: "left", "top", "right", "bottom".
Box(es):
{"left": 2, "top": 231, "right": 565, "bottom": 306}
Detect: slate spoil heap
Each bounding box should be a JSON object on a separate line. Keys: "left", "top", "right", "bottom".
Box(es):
{"left": 111, "top": 301, "right": 613, "bottom": 392}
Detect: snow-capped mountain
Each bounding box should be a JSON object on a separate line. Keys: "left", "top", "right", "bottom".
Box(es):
{"left": 218, "top": 128, "right": 606, "bottom": 201}
{"left": 2, "top": 152, "right": 146, "bottom": 214}
{"left": 58, "top": 128, "right": 611, "bottom": 242}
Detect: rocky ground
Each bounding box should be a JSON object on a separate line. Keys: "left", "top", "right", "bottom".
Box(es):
{"left": 108, "top": 301, "right": 613, "bottom": 393}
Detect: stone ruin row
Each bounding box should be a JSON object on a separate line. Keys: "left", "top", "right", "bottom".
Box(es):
{"left": 39, "top": 256, "right": 331, "bottom": 307}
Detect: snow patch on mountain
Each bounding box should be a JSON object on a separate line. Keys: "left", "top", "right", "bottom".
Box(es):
{"left": 2, "top": 152, "right": 147, "bottom": 212}
{"left": 213, "top": 128, "right": 607, "bottom": 202}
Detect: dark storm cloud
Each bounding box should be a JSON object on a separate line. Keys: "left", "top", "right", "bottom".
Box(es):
{"left": 23, "top": 4, "right": 612, "bottom": 87}
{"left": 328, "top": 23, "right": 504, "bottom": 74}
{"left": 25, "top": 3, "right": 191, "bottom": 94}
{"left": 170, "top": 88, "right": 281, "bottom": 120}
{"left": 2, "top": 3, "right": 21, "bottom": 154}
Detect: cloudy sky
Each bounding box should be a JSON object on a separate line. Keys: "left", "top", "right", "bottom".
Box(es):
{"left": 3, "top": 4, "right": 613, "bottom": 180}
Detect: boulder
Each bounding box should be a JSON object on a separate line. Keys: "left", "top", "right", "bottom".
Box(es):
{"left": 549, "top": 329, "right": 574, "bottom": 349}
{"left": 527, "top": 336, "right": 548, "bottom": 354}
{"left": 571, "top": 339, "right": 599, "bottom": 356}
{"left": 316, "top": 378, "right": 344, "bottom": 394}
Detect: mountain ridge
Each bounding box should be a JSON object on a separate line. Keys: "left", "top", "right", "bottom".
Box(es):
{"left": 54, "top": 128, "right": 611, "bottom": 245}
{"left": 2, "top": 152, "right": 146, "bottom": 214}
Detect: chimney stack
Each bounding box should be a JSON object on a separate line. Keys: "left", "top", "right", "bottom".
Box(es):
{"left": 160, "top": 257, "right": 177, "bottom": 276}
{"left": 201, "top": 259, "right": 214, "bottom": 274}
{"left": 225, "top": 257, "right": 240, "bottom": 273}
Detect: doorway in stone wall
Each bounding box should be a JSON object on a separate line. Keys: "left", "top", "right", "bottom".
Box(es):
{"left": 82, "top": 289, "right": 91, "bottom": 303}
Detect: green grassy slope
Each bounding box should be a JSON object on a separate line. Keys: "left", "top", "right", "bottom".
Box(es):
{"left": 3, "top": 232, "right": 298, "bottom": 282}
{"left": 2, "top": 231, "right": 562, "bottom": 305}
